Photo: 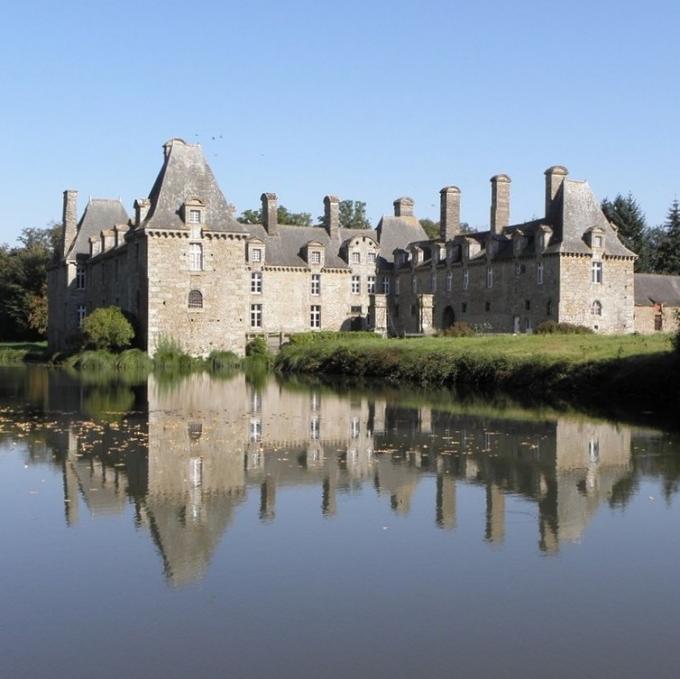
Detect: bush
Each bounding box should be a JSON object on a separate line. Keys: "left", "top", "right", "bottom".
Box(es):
{"left": 246, "top": 336, "right": 270, "bottom": 357}
{"left": 208, "top": 350, "right": 241, "bottom": 372}
{"left": 535, "top": 320, "right": 593, "bottom": 335}
{"left": 153, "top": 335, "right": 196, "bottom": 373}
{"left": 440, "top": 321, "right": 475, "bottom": 337}
{"left": 82, "top": 306, "right": 135, "bottom": 351}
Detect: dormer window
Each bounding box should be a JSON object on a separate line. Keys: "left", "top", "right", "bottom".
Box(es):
{"left": 189, "top": 209, "right": 201, "bottom": 224}
{"left": 311, "top": 251, "right": 321, "bottom": 265}
{"left": 351, "top": 252, "right": 360, "bottom": 264}
{"left": 594, "top": 235, "right": 603, "bottom": 248}
{"left": 368, "top": 252, "right": 376, "bottom": 264}
{"left": 183, "top": 199, "right": 205, "bottom": 228}
{"left": 251, "top": 248, "right": 262, "bottom": 262}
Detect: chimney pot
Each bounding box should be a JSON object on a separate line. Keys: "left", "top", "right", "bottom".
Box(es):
{"left": 544, "top": 165, "right": 569, "bottom": 223}
{"left": 439, "top": 186, "right": 461, "bottom": 241}
{"left": 393, "top": 197, "right": 414, "bottom": 217}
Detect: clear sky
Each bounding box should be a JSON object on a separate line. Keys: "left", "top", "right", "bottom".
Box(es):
{"left": 1, "top": 0, "right": 678, "bottom": 244}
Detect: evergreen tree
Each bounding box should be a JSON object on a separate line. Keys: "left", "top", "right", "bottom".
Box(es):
{"left": 338, "top": 200, "right": 371, "bottom": 230}
{"left": 601, "top": 193, "right": 649, "bottom": 270}
{"left": 656, "top": 199, "right": 680, "bottom": 274}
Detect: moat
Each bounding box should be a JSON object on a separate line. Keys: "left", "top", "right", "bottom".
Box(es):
{"left": 2, "top": 366, "right": 680, "bottom": 679}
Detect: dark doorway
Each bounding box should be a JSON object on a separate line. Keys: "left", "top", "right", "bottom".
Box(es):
{"left": 442, "top": 305, "right": 455, "bottom": 329}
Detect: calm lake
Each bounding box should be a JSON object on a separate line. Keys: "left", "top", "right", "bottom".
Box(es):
{"left": 1, "top": 366, "right": 680, "bottom": 679}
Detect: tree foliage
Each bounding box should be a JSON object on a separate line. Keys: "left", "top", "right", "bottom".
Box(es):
{"left": 338, "top": 200, "right": 371, "bottom": 229}
{"left": 419, "top": 219, "right": 474, "bottom": 240}
{"left": 81, "top": 306, "right": 134, "bottom": 351}
{"left": 0, "top": 224, "right": 60, "bottom": 341}
{"left": 655, "top": 199, "right": 680, "bottom": 275}
{"left": 601, "top": 193, "right": 649, "bottom": 271}
{"left": 238, "top": 205, "right": 312, "bottom": 226}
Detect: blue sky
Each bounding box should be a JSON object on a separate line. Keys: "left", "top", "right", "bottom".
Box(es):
{"left": 1, "top": 0, "right": 678, "bottom": 244}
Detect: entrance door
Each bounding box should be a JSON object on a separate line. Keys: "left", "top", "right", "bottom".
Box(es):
{"left": 442, "top": 306, "right": 455, "bottom": 329}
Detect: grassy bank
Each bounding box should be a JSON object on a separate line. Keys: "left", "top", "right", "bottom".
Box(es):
{"left": 0, "top": 341, "right": 48, "bottom": 364}
{"left": 276, "top": 333, "right": 680, "bottom": 414}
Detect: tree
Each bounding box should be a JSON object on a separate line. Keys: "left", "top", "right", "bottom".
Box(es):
{"left": 338, "top": 200, "right": 371, "bottom": 230}
{"left": 418, "top": 219, "right": 474, "bottom": 240}
{"left": 82, "top": 306, "right": 134, "bottom": 351}
{"left": 601, "top": 193, "right": 649, "bottom": 270}
{"left": 238, "top": 205, "right": 312, "bottom": 226}
{"left": 656, "top": 199, "right": 680, "bottom": 274}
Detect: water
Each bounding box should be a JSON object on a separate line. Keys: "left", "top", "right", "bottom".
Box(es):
{"left": 1, "top": 366, "right": 680, "bottom": 679}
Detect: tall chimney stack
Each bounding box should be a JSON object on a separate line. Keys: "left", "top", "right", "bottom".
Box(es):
{"left": 393, "top": 197, "right": 414, "bottom": 217}
{"left": 134, "top": 198, "right": 150, "bottom": 227}
{"left": 544, "top": 165, "right": 568, "bottom": 223}
{"left": 324, "top": 195, "right": 339, "bottom": 239}
{"left": 62, "top": 189, "right": 78, "bottom": 258}
{"left": 439, "top": 186, "right": 461, "bottom": 241}
{"left": 261, "top": 192, "right": 278, "bottom": 235}
{"left": 490, "top": 174, "right": 511, "bottom": 235}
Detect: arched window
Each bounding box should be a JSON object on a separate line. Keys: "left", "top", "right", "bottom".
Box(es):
{"left": 591, "top": 300, "right": 602, "bottom": 316}
{"left": 188, "top": 289, "right": 203, "bottom": 309}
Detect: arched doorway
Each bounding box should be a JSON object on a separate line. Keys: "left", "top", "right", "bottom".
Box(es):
{"left": 442, "top": 305, "right": 455, "bottom": 329}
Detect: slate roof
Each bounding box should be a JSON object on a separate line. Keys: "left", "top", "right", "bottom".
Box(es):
{"left": 144, "top": 138, "right": 246, "bottom": 234}
{"left": 634, "top": 273, "right": 680, "bottom": 306}
{"left": 376, "top": 216, "right": 429, "bottom": 264}
{"left": 68, "top": 198, "right": 129, "bottom": 257}
{"left": 242, "top": 224, "right": 379, "bottom": 268}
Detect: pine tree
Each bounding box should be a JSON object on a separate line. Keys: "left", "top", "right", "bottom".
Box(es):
{"left": 601, "top": 193, "right": 649, "bottom": 270}
{"left": 656, "top": 199, "right": 680, "bottom": 274}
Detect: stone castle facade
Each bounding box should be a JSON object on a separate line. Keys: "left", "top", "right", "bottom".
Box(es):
{"left": 48, "top": 138, "right": 637, "bottom": 355}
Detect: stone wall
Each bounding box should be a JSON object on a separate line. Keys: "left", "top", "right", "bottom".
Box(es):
{"left": 634, "top": 304, "right": 680, "bottom": 334}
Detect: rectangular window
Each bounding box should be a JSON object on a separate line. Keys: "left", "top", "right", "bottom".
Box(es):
{"left": 462, "top": 302, "right": 467, "bottom": 313}
{"left": 310, "top": 305, "right": 321, "bottom": 329}
{"left": 76, "top": 265, "right": 86, "bottom": 290}
{"left": 250, "top": 303, "right": 262, "bottom": 328}
{"left": 189, "top": 209, "right": 201, "bottom": 224}
{"left": 251, "top": 248, "right": 262, "bottom": 262}
{"left": 382, "top": 276, "right": 390, "bottom": 295}
{"left": 351, "top": 305, "right": 362, "bottom": 314}
{"left": 368, "top": 252, "right": 376, "bottom": 263}
{"left": 189, "top": 243, "right": 203, "bottom": 271}
{"left": 311, "top": 273, "right": 320, "bottom": 296}
{"left": 251, "top": 271, "right": 262, "bottom": 294}
{"left": 592, "top": 261, "right": 603, "bottom": 283}
{"left": 351, "top": 275, "right": 360, "bottom": 294}
{"left": 594, "top": 235, "right": 603, "bottom": 248}
{"left": 77, "top": 305, "right": 87, "bottom": 327}
{"left": 310, "top": 416, "right": 320, "bottom": 440}
{"left": 367, "top": 275, "right": 376, "bottom": 294}
{"left": 486, "top": 267, "right": 494, "bottom": 289}
{"left": 310, "top": 250, "right": 321, "bottom": 265}
{"left": 351, "top": 252, "right": 360, "bottom": 264}
{"left": 537, "top": 262, "right": 544, "bottom": 285}
{"left": 446, "top": 271, "right": 453, "bottom": 292}
{"left": 463, "top": 270, "right": 469, "bottom": 290}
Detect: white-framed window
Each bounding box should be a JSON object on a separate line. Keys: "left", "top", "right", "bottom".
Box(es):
{"left": 311, "top": 273, "right": 320, "bottom": 296}
{"left": 77, "top": 305, "right": 87, "bottom": 327}
{"left": 310, "top": 305, "right": 321, "bottom": 329}
{"left": 310, "top": 250, "right": 321, "bottom": 265}
{"left": 537, "top": 262, "right": 544, "bottom": 285}
{"left": 367, "top": 275, "right": 376, "bottom": 294}
{"left": 395, "top": 277, "right": 400, "bottom": 295}
{"left": 411, "top": 276, "right": 418, "bottom": 294}
{"left": 446, "top": 271, "right": 453, "bottom": 291}
{"left": 431, "top": 273, "right": 437, "bottom": 293}
{"left": 76, "top": 265, "right": 86, "bottom": 290}
{"left": 368, "top": 252, "right": 376, "bottom": 263}
{"left": 382, "top": 276, "right": 390, "bottom": 295}
{"left": 189, "top": 243, "right": 203, "bottom": 271}
{"left": 463, "top": 269, "right": 469, "bottom": 290}
{"left": 188, "top": 289, "right": 203, "bottom": 309}
{"left": 188, "top": 209, "right": 202, "bottom": 224}
{"left": 251, "top": 248, "right": 262, "bottom": 263}
{"left": 486, "top": 267, "right": 494, "bottom": 289}
{"left": 592, "top": 260, "right": 603, "bottom": 284}
{"left": 351, "top": 252, "right": 360, "bottom": 264}
{"left": 351, "top": 275, "right": 360, "bottom": 294}
{"left": 250, "top": 303, "right": 262, "bottom": 328}
{"left": 251, "top": 271, "right": 262, "bottom": 294}
{"left": 594, "top": 235, "right": 603, "bottom": 248}
{"left": 591, "top": 300, "right": 602, "bottom": 316}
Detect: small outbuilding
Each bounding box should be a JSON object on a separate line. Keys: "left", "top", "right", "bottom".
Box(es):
{"left": 634, "top": 273, "right": 680, "bottom": 333}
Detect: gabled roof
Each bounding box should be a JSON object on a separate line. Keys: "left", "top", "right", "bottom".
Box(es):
{"left": 68, "top": 198, "right": 129, "bottom": 257}
{"left": 144, "top": 138, "right": 246, "bottom": 234}
{"left": 634, "top": 273, "right": 680, "bottom": 306}
{"left": 376, "top": 216, "right": 428, "bottom": 263}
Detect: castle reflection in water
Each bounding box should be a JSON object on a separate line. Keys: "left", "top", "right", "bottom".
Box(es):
{"left": 8, "top": 370, "right": 674, "bottom": 587}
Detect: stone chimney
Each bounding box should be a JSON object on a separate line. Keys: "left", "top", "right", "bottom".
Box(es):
{"left": 393, "top": 197, "right": 414, "bottom": 217}
{"left": 544, "top": 165, "right": 568, "bottom": 223}
{"left": 134, "top": 198, "right": 151, "bottom": 227}
{"left": 62, "top": 189, "right": 78, "bottom": 258}
{"left": 439, "top": 186, "right": 461, "bottom": 241}
{"left": 261, "top": 192, "right": 278, "bottom": 235}
{"left": 490, "top": 174, "right": 511, "bottom": 235}
{"left": 324, "top": 195, "right": 339, "bottom": 238}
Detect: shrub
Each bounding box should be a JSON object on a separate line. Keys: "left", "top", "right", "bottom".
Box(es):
{"left": 208, "top": 350, "right": 241, "bottom": 372}
{"left": 82, "top": 306, "right": 135, "bottom": 351}
{"left": 535, "top": 320, "right": 593, "bottom": 335}
{"left": 246, "top": 336, "right": 270, "bottom": 357}
{"left": 153, "top": 335, "right": 196, "bottom": 373}
{"left": 673, "top": 311, "right": 680, "bottom": 356}
{"left": 440, "top": 321, "right": 475, "bottom": 338}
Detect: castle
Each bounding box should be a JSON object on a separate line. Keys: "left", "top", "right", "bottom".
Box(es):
{"left": 48, "top": 138, "right": 637, "bottom": 355}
